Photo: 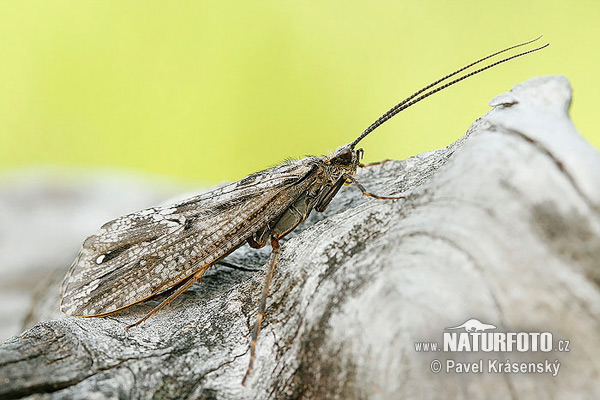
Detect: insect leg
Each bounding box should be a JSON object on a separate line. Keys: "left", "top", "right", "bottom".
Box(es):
{"left": 315, "top": 177, "right": 346, "bottom": 212}
{"left": 125, "top": 265, "right": 209, "bottom": 331}
{"left": 247, "top": 231, "right": 268, "bottom": 249}
{"left": 342, "top": 173, "right": 406, "bottom": 200}
{"left": 359, "top": 159, "right": 392, "bottom": 168}
{"left": 242, "top": 237, "right": 280, "bottom": 385}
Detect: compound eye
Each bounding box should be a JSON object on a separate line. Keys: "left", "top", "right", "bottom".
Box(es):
{"left": 339, "top": 147, "right": 353, "bottom": 163}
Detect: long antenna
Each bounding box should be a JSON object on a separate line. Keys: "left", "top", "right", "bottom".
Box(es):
{"left": 350, "top": 37, "right": 549, "bottom": 148}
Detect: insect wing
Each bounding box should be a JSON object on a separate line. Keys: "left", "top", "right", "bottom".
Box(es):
{"left": 60, "top": 160, "right": 319, "bottom": 317}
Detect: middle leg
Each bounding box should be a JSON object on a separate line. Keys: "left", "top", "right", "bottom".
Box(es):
{"left": 242, "top": 236, "right": 280, "bottom": 385}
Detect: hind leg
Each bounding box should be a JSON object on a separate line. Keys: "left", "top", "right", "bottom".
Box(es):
{"left": 125, "top": 264, "right": 210, "bottom": 331}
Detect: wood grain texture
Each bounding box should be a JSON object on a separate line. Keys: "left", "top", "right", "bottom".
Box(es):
{"left": 1, "top": 76, "right": 599, "bottom": 399}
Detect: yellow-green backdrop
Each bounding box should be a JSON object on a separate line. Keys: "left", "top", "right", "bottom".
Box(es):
{"left": 1, "top": 1, "right": 598, "bottom": 183}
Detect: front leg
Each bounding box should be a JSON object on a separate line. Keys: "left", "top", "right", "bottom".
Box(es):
{"left": 359, "top": 159, "right": 392, "bottom": 168}
{"left": 342, "top": 173, "right": 405, "bottom": 201}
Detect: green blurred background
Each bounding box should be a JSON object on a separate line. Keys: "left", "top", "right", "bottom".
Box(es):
{"left": 1, "top": 1, "right": 598, "bottom": 184}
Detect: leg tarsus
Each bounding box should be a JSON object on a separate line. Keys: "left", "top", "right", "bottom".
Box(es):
{"left": 242, "top": 237, "right": 280, "bottom": 385}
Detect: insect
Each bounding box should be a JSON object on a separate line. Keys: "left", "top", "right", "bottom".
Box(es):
{"left": 60, "top": 36, "right": 548, "bottom": 384}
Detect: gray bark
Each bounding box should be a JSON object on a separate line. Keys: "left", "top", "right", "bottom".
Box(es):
{"left": 1, "top": 76, "right": 599, "bottom": 399}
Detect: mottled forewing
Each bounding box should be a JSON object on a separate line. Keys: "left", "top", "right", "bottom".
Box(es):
{"left": 60, "top": 160, "right": 320, "bottom": 316}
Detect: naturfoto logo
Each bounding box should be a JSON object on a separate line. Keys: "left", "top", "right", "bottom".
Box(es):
{"left": 443, "top": 318, "right": 552, "bottom": 352}
{"left": 416, "top": 318, "right": 570, "bottom": 377}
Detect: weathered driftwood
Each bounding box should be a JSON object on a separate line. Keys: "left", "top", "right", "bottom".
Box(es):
{"left": 1, "top": 76, "right": 599, "bottom": 399}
